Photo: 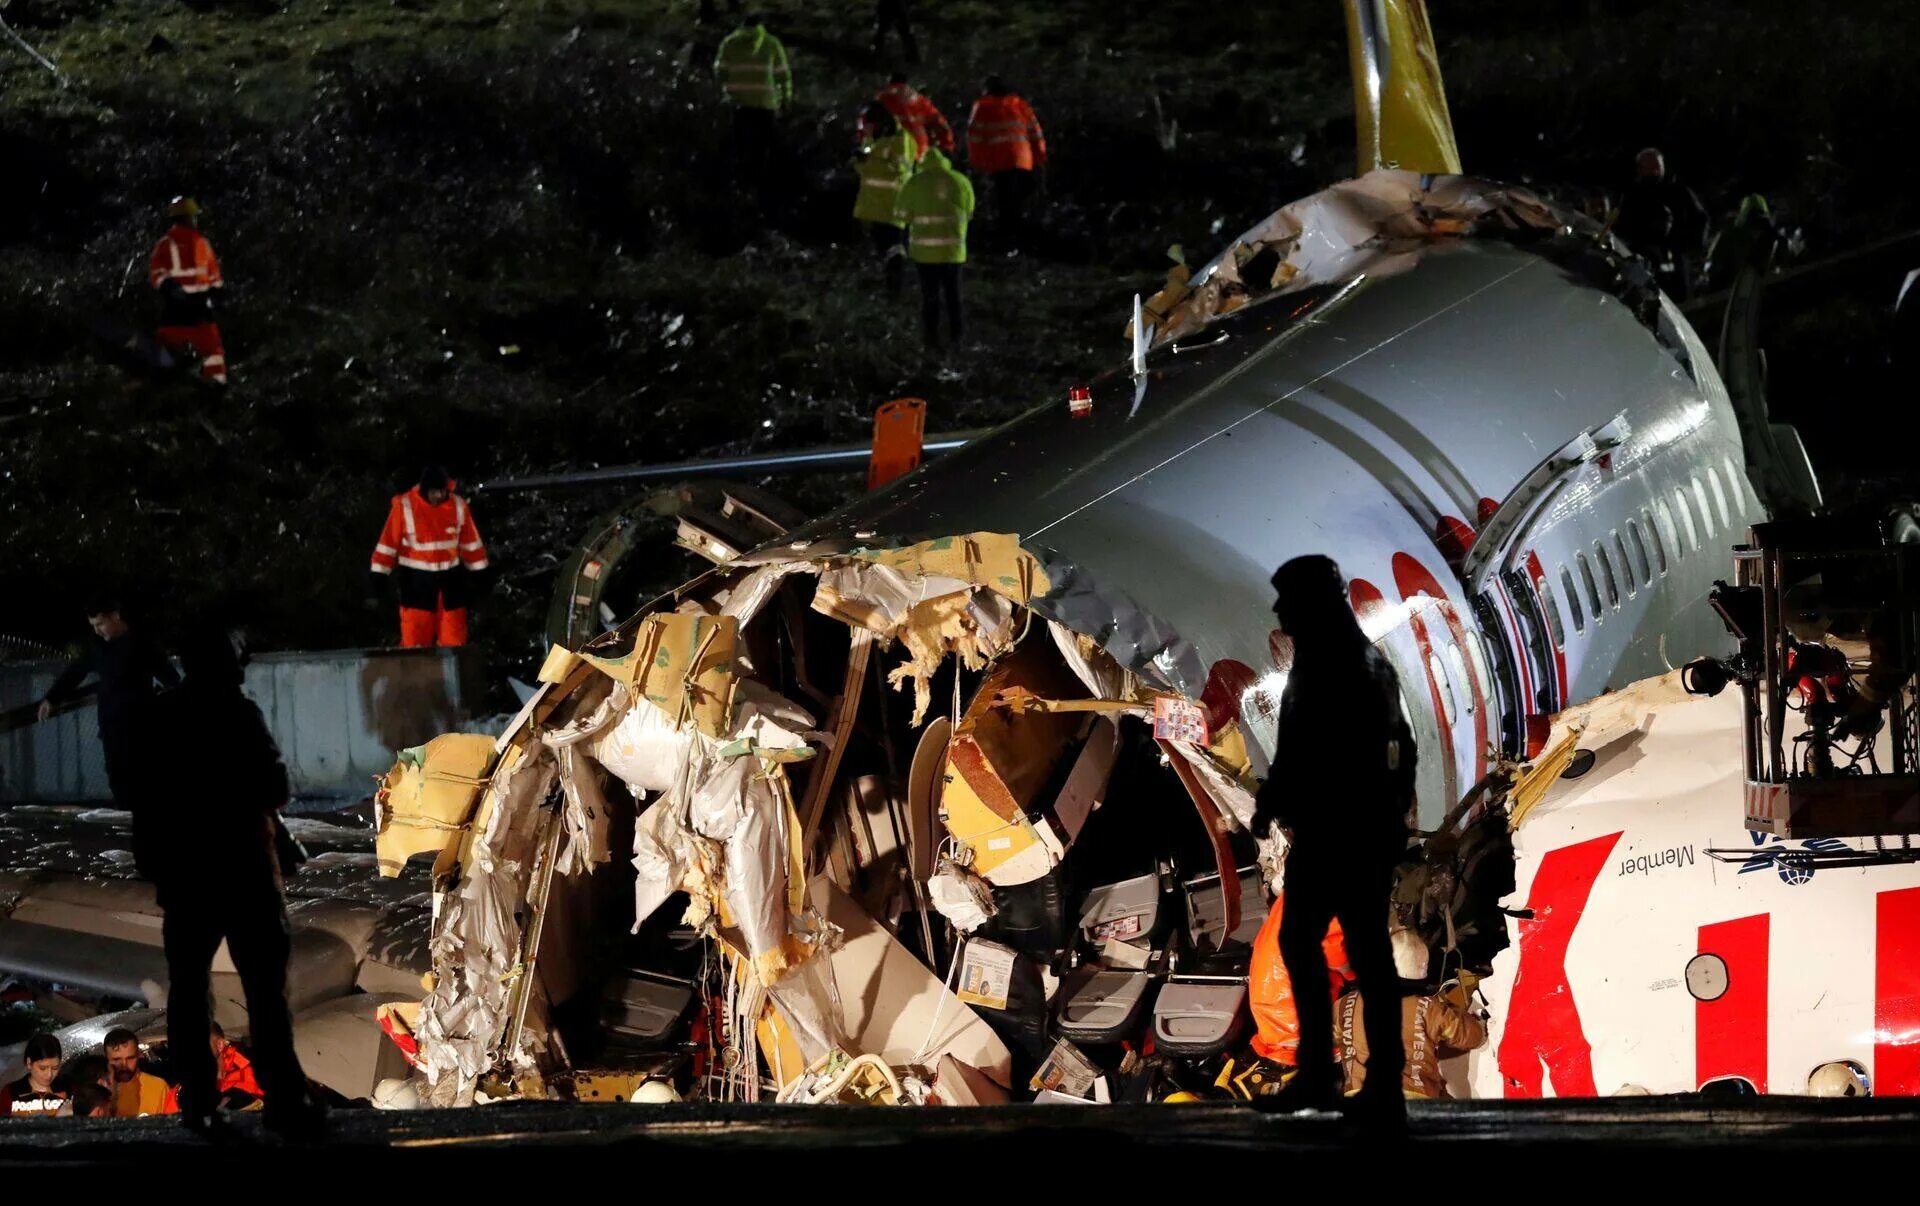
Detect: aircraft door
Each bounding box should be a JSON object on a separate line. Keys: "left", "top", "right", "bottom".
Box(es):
{"left": 1470, "top": 592, "right": 1524, "bottom": 759}
{"left": 1500, "top": 565, "right": 1565, "bottom": 720}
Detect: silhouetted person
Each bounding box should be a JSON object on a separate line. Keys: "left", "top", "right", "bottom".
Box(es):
{"left": 37, "top": 595, "right": 178, "bottom": 811}
{"left": 873, "top": 0, "right": 918, "bottom": 64}
{"left": 1253, "top": 555, "right": 1414, "bottom": 1126}
{"left": 145, "top": 622, "right": 323, "bottom": 1138}
{"left": 852, "top": 101, "right": 914, "bottom": 297}
{"left": 1895, "top": 268, "right": 1920, "bottom": 380}
{"left": 1614, "top": 147, "right": 1708, "bottom": 301}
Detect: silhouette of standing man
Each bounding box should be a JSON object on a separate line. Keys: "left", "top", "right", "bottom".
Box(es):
{"left": 1253, "top": 555, "right": 1414, "bottom": 1126}
{"left": 143, "top": 622, "right": 324, "bottom": 1138}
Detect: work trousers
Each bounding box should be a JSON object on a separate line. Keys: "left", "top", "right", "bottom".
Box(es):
{"left": 398, "top": 594, "right": 469, "bottom": 648}
{"left": 156, "top": 322, "right": 227, "bottom": 384}
{"left": 915, "top": 262, "right": 964, "bottom": 349}
{"left": 730, "top": 107, "right": 777, "bottom": 201}
{"left": 159, "top": 822, "right": 311, "bottom": 1119}
{"left": 868, "top": 221, "right": 906, "bottom": 296}
{"left": 873, "top": 0, "right": 919, "bottom": 63}
{"left": 1279, "top": 839, "right": 1405, "bottom": 1094}
{"left": 991, "top": 169, "right": 1037, "bottom": 249}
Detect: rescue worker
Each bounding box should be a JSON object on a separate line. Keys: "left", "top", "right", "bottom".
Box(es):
{"left": 148, "top": 622, "right": 324, "bottom": 1137}
{"left": 1333, "top": 929, "right": 1487, "bottom": 1100}
{"left": 1613, "top": 148, "right": 1709, "bottom": 301}
{"left": 965, "top": 77, "right": 1046, "bottom": 252}
{"left": 713, "top": 15, "right": 791, "bottom": 195}
{"left": 209, "top": 1022, "right": 265, "bottom": 1108}
{"left": 147, "top": 196, "right": 228, "bottom": 385}
{"left": 1248, "top": 896, "right": 1350, "bottom": 1067}
{"left": 862, "top": 73, "right": 952, "bottom": 159}
{"left": 872, "top": 0, "right": 918, "bottom": 65}
{"left": 36, "top": 596, "right": 179, "bottom": 811}
{"left": 103, "top": 1028, "right": 174, "bottom": 1118}
{"left": 853, "top": 101, "right": 916, "bottom": 297}
{"left": 1, "top": 1034, "right": 67, "bottom": 1118}
{"left": 368, "top": 466, "right": 490, "bottom": 649}
{"left": 1252, "top": 554, "right": 1415, "bottom": 1125}
{"left": 896, "top": 144, "right": 973, "bottom": 351}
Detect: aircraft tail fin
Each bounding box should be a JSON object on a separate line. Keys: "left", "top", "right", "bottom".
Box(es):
{"left": 1343, "top": 0, "right": 1462, "bottom": 175}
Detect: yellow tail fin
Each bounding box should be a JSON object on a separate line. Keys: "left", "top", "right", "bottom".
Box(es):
{"left": 1344, "top": 0, "right": 1462, "bottom": 175}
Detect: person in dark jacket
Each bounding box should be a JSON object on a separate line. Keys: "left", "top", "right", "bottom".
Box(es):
{"left": 1252, "top": 555, "right": 1414, "bottom": 1125}
{"left": 1, "top": 1033, "right": 67, "bottom": 1118}
{"left": 872, "top": 0, "right": 918, "bottom": 64}
{"left": 1614, "top": 148, "right": 1710, "bottom": 300}
{"left": 37, "top": 597, "right": 178, "bottom": 810}
{"left": 146, "top": 621, "right": 323, "bottom": 1138}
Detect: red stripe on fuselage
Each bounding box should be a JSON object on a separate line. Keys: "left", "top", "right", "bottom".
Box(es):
{"left": 1497, "top": 831, "right": 1622, "bottom": 1097}
{"left": 1350, "top": 576, "right": 1458, "bottom": 810}
{"left": 1525, "top": 550, "right": 1569, "bottom": 705}
{"left": 1876, "top": 886, "right": 1920, "bottom": 1094}
{"left": 1696, "top": 914, "right": 1769, "bottom": 1092}
{"left": 1393, "top": 552, "right": 1489, "bottom": 784}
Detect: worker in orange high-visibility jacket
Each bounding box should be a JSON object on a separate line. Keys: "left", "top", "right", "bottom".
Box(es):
{"left": 368, "top": 466, "right": 490, "bottom": 648}
{"left": 859, "top": 73, "right": 952, "bottom": 159}
{"left": 1248, "top": 892, "right": 1352, "bottom": 1067}
{"left": 147, "top": 196, "right": 228, "bottom": 385}
{"left": 966, "top": 77, "right": 1047, "bottom": 252}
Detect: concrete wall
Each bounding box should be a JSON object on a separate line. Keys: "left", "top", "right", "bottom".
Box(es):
{"left": 0, "top": 647, "right": 476, "bottom": 803}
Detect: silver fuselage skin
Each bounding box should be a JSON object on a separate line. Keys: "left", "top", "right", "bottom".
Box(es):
{"left": 785, "top": 238, "right": 1761, "bottom": 828}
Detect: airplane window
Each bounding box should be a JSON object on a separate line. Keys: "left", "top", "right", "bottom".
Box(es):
{"left": 1593, "top": 540, "right": 1620, "bottom": 609}
{"left": 1673, "top": 489, "right": 1699, "bottom": 551}
{"left": 1692, "top": 478, "right": 1715, "bottom": 537}
{"left": 1623, "top": 524, "right": 1652, "bottom": 586}
{"left": 1613, "top": 531, "right": 1638, "bottom": 596}
{"left": 1724, "top": 457, "right": 1749, "bottom": 516}
{"left": 1429, "top": 651, "right": 1457, "bottom": 726}
{"left": 1556, "top": 567, "right": 1582, "bottom": 636}
{"left": 1577, "top": 553, "right": 1602, "bottom": 619}
{"left": 1643, "top": 506, "right": 1669, "bottom": 574}
{"left": 1705, "top": 466, "right": 1732, "bottom": 529}
{"left": 1445, "top": 644, "right": 1475, "bottom": 715}
{"left": 1465, "top": 631, "right": 1493, "bottom": 701}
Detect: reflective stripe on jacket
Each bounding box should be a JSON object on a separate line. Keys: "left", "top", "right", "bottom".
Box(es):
{"left": 966, "top": 93, "right": 1046, "bottom": 173}
{"left": 1336, "top": 990, "right": 1488, "bottom": 1099}
{"left": 873, "top": 82, "right": 953, "bottom": 156}
{"left": 713, "top": 24, "right": 791, "bottom": 110}
{"left": 149, "top": 224, "right": 224, "bottom": 293}
{"left": 370, "top": 487, "right": 489, "bottom": 575}
{"left": 853, "top": 128, "right": 917, "bottom": 226}
{"left": 895, "top": 148, "right": 974, "bottom": 265}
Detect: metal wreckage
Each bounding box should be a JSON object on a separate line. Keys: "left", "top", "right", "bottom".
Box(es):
{"left": 366, "top": 170, "right": 1616, "bottom": 1109}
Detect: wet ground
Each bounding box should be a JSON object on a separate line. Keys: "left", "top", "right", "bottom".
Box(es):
{"left": 0, "top": 1095, "right": 1912, "bottom": 1167}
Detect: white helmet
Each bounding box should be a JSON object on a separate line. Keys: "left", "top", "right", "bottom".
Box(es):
{"left": 1806, "top": 1060, "right": 1871, "bottom": 1098}
{"left": 1612, "top": 1083, "right": 1652, "bottom": 1096}
{"left": 372, "top": 1077, "right": 422, "bottom": 1110}
{"left": 631, "top": 1079, "right": 683, "bottom": 1104}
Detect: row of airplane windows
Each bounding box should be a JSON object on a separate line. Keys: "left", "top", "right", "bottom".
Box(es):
{"left": 1416, "top": 457, "right": 1752, "bottom": 741}
{"left": 1538, "top": 454, "right": 1749, "bottom": 647}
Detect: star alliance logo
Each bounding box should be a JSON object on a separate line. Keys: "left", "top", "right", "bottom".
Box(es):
{"left": 1737, "top": 831, "right": 1853, "bottom": 885}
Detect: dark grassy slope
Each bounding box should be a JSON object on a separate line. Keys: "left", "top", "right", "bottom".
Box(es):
{"left": 1, "top": 0, "right": 1913, "bottom": 685}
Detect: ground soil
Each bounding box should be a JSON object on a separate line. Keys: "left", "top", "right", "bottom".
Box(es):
{"left": 3, "top": 0, "right": 1915, "bottom": 697}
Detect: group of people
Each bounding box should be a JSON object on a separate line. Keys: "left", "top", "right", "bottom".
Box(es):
{"left": 27, "top": 601, "right": 327, "bottom": 1137}
{"left": 712, "top": 14, "right": 1048, "bottom": 351}
{"left": 4, "top": 1023, "right": 264, "bottom": 1121}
